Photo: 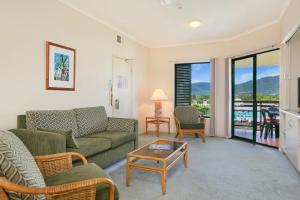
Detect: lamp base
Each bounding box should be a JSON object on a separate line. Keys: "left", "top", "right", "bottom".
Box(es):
{"left": 154, "top": 101, "right": 162, "bottom": 118}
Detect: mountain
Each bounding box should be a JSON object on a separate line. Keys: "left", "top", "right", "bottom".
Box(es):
{"left": 192, "top": 82, "right": 210, "bottom": 95}
{"left": 235, "top": 75, "right": 279, "bottom": 96}
{"left": 191, "top": 75, "right": 279, "bottom": 96}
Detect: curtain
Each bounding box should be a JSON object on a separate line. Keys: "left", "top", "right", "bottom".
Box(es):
{"left": 280, "top": 42, "right": 291, "bottom": 110}
{"left": 209, "top": 58, "right": 216, "bottom": 136}
{"left": 224, "top": 58, "right": 230, "bottom": 137}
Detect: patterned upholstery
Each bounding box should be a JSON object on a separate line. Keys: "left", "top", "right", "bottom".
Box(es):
{"left": 26, "top": 110, "right": 79, "bottom": 137}
{"left": 0, "top": 130, "right": 46, "bottom": 200}
{"left": 73, "top": 106, "right": 108, "bottom": 137}
{"left": 175, "top": 106, "right": 200, "bottom": 124}
{"left": 107, "top": 118, "right": 135, "bottom": 132}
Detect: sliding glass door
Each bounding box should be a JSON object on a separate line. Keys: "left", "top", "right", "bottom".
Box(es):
{"left": 232, "top": 56, "right": 256, "bottom": 142}
{"left": 231, "top": 49, "right": 280, "bottom": 147}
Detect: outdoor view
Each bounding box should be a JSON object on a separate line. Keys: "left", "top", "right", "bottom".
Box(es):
{"left": 235, "top": 65, "right": 279, "bottom": 101}
{"left": 233, "top": 50, "right": 280, "bottom": 147}
{"left": 191, "top": 63, "right": 211, "bottom": 117}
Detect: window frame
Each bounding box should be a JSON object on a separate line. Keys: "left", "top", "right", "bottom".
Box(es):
{"left": 174, "top": 62, "right": 211, "bottom": 117}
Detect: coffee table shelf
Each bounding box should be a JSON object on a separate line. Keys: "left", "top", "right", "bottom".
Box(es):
{"left": 126, "top": 139, "right": 188, "bottom": 194}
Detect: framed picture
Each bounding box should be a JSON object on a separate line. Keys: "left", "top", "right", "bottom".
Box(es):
{"left": 46, "top": 41, "right": 76, "bottom": 91}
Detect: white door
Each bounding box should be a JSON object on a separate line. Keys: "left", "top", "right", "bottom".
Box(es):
{"left": 112, "top": 57, "right": 132, "bottom": 118}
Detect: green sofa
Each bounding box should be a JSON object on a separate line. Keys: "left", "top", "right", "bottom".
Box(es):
{"left": 9, "top": 106, "right": 138, "bottom": 200}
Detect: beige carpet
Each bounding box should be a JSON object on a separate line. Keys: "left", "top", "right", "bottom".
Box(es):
{"left": 107, "top": 133, "right": 300, "bottom": 200}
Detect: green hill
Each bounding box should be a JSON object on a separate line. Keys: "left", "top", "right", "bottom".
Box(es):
{"left": 191, "top": 82, "right": 210, "bottom": 95}
{"left": 235, "top": 75, "right": 279, "bottom": 95}
{"left": 191, "top": 75, "right": 279, "bottom": 96}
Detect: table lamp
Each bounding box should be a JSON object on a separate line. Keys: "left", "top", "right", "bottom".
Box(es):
{"left": 151, "top": 89, "right": 168, "bottom": 117}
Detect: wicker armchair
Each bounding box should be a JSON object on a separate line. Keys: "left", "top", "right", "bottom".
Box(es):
{"left": 0, "top": 152, "right": 115, "bottom": 200}
{"left": 174, "top": 106, "right": 206, "bottom": 142}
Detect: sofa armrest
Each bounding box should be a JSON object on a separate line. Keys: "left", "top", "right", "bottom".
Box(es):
{"left": 107, "top": 117, "right": 138, "bottom": 149}
{"left": 9, "top": 129, "right": 66, "bottom": 156}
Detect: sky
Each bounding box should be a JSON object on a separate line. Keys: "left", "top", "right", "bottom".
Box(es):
{"left": 191, "top": 63, "right": 279, "bottom": 84}
{"left": 234, "top": 65, "right": 280, "bottom": 84}
{"left": 191, "top": 63, "right": 211, "bottom": 83}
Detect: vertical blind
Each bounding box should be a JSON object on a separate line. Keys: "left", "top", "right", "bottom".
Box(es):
{"left": 175, "top": 64, "right": 191, "bottom": 106}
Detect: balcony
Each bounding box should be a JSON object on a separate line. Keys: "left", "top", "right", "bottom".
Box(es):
{"left": 233, "top": 100, "right": 279, "bottom": 147}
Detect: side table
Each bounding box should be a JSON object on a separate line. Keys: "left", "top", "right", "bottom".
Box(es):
{"left": 146, "top": 117, "right": 170, "bottom": 137}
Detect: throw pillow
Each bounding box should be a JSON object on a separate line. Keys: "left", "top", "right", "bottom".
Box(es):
{"left": 0, "top": 130, "right": 46, "bottom": 200}
{"left": 73, "top": 106, "right": 108, "bottom": 137}
{"left": 107, "top": 118, "right": 135, "bottom": 132}
{"left": 37, "top": 128, "right": 79, "bottom": 149}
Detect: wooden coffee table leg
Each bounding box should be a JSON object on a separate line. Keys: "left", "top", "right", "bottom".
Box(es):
{"left": 126, "top": 157, "right": 131, "bottom": 187}
{"left": 161, "top": 161, "right": 167, "bottom": 194}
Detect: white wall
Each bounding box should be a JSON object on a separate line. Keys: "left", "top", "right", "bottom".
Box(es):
{"left": 280, "top": 0, "right": 300, "bottom": 42}
{"left": 0, "top": 0, "right": 149, "bottom": 132}
{"left": 148, "top": 23, "right": 281, "bottom": 137}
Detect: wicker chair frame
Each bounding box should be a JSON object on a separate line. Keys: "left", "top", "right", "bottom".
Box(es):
{"left": 0, "top": 152, "right": 114, "bottom": 200}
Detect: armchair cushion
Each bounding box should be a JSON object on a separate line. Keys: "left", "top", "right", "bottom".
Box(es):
{"left": 175, "top": 106, "right": 200, "bottom": 124}
{"left": 180, "top": 123, "right": 205, "bottom": 129}
{"left": 73, "top": 106, "right": 108, "bottom": 137}
{"left": 87, "top": 131, "right": 135, "bottom": 148}
{"left": 107, "top": 118, "right": 135, "bottom": 132}
{"left": 44, "top": 163, "right": 119, "bottom": 200}
{"left": 26, "top": 110, "right": 79, "bottom": 137}
{"left": 67, "top": 137, "right": 111, "bottom": 158}
{"left": 37, "top": 128, "right": 79, "bottom": 149}
{"left": 9, "top": 128, "right": 66, "bottom": 156}
{"left": 0, "top": 130, "right": 46, "bottom": 200}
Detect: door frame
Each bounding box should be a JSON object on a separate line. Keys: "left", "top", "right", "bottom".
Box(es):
{"left": 231, "top": 48, "right": 280, "bottom": 146}
{"left": 111, "top": 55, "right": 133, "bottom": 118}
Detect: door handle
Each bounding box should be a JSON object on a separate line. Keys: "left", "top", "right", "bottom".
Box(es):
{"left": 115, "top": 99, "right": 120, "bottom": 110}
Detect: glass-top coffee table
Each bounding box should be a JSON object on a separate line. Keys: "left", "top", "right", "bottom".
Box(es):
{"left": 126, "top": 139, "right": 188, "bottom": 194}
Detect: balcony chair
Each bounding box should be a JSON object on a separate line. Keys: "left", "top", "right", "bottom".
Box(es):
{"left": 174, "top": 106, "right": 206, "bottom": 142}
{"left": 260, "top": 109, "right": 279, "bottom": 139}
{"left": 0, "top": 130, "right": 115, "bottom": 200}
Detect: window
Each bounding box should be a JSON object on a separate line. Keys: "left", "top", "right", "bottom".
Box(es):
{"left": 175, "top": 62, "right": 211, "bottom": 117}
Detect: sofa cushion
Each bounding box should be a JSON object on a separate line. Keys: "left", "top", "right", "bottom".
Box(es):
{"left": 37, "top": 128, "right": 79, "bottom": 149}
{"left": 87, "top": 131, "right": 135, "bottom": 148}
{"left": 180, "top": 123, "right": 205, "bottom": 129}
{"left": 45, "top": 163, "right": 119, "bottom": 200}
{"left": 0, "top": 130, "right": 46, "bottom": 200}
{"left": 26, "top": 110, "right": 79, "bottom": 137}
{"left": 67, "top": 137, "right": 111, "bottom": 158}
{"left": 73, "top": 106, "right": 108, "bottom": 137}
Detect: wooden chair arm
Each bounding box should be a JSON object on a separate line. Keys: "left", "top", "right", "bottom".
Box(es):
{"left": 0, "top": 177, "right": 115, "bottom": 200}
{"left": 34, "top": 152, "right": 88, "bottom": 177}
{"left": 174, "top": 116, "right": 181, "bottom": 131}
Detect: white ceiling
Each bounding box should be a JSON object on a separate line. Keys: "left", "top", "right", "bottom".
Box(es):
{"left": 60, "top": 0, "right": 290, "bottom": 48}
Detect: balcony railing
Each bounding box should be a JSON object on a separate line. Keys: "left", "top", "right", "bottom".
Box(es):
{"left": 234, "top": 100, "right": 279, "bottom": 129}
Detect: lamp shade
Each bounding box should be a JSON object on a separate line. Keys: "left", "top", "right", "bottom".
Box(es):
{"left": 151, "top": 89, "right": 168, "bottom": 101}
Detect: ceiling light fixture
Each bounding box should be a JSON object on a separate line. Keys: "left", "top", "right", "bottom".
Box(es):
{"left": 160, "top": 0, "right": 173, "bottom": 6}
{"left": 188, "top": 20, "right": 201, "bottom": 28}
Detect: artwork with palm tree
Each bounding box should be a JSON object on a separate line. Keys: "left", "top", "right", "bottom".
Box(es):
{"left": 46, "top": 41, "right": 76, "bottom": 91}
{"left": 54, "top": 53, "right": 70, "bottom": 81}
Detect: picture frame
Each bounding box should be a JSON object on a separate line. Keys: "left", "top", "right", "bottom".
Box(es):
{"left": 46, "top": 41, "right": 76, "bottom": 91}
